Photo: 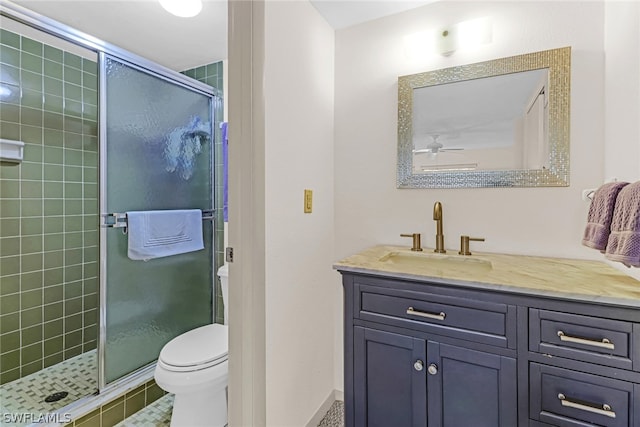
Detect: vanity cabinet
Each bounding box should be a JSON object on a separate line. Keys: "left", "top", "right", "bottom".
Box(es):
{"left": 425, "top": 341, "right": 517, "bottom": 426}
{"left": 528, "top": 308, "right": 640, "bottom": 427}
{"left": 353, "top": 327, "right": 426, "bottom": 427}
{"left": 529, "top": 363, "right": 637, "bottom": 427}
{"left": 343, "top": 273, "right": 518, "bottom": 426}
{"left": 339, "top": 271, "right": 640, "bottom": 427}
{"left": 353, "top": 327, "right": 517, "bottom": 427}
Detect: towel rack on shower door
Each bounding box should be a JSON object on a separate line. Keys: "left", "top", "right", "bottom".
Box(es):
{"left": 100, "top": 209, "right": 215, "bottom": 233}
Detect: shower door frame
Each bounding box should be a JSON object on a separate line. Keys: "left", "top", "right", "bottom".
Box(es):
{"left": 0, "top": 0, "right": 221, "bottom": 394}
{"left": 98, "top": 52, "right": 217, "bottom": 388}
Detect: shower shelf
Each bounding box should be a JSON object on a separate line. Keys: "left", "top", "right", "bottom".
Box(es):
{"left": 0, "top": 138, "right": 25, "bottom": 164}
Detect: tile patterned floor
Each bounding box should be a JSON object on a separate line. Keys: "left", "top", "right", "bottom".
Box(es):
{"left": 114, "top": 396, "right": 343, "bottom": 427}
{"left": 318, "top": 401, "right": 344, "bottom": 427}
{"left": 114, "top": 394, "right": 173, "bottom": 426}
{"left": 1, "top": 356, "right": 341, "bottom": 427}
{"left": 0, "top": 350, "right": 97, "bottom": 425}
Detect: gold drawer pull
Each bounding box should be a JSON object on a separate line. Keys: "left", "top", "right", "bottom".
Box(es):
{"left": 557, "top": 331, "right": 615, "bottom": 350}
{"left": 558, "top": 393, "right": 616, "bottom": 418}
{"left": 406, "top": 307, "right": 446, "bottom": 321}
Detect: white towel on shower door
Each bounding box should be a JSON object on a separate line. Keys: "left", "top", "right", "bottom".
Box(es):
{"left": 127, "top": 209, "right": 204, "bottom": 261}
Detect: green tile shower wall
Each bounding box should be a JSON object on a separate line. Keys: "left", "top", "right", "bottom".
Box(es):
{"left": 181, "top": 62, "right": 225, "bottom": 324}
{"left": 67, "top": 379, "right": 168, "bottom": 427}
{"left": 0, "top": 29, "right": 99, "bottom": 385}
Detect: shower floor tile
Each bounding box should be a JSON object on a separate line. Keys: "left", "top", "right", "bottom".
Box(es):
{"left": 115, "top": 393, "right": 172, "bottom": 426}
{"left": 0, "top": 350, "right": 97, "bottom": 425}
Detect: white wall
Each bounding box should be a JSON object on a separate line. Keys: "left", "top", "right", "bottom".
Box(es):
{"left": 333, "top": 0, "right": 610, "bottom": 392}
{"left": 263, "top": 1, "right": 336, "bottom": 425}
{"left": 604, "top": 1, "right": 640, "bottom": 182}
{"left": 602, "top": 0, "right": 640, "bottom": 280}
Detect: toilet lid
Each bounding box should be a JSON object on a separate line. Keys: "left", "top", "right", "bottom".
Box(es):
{"left": 159, "top": 324, "right": 228, "bottom": 370}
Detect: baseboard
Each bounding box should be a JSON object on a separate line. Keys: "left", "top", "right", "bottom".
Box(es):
{"left": 305, "top": 389, "right": 342, "bottom": 427}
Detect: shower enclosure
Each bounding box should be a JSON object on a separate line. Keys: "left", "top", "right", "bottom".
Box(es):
{"left": 0, "top": 2, "right": 222, "bottom": 422}
{"left": 101, "top": 55, "right": 215, "bottom": 385}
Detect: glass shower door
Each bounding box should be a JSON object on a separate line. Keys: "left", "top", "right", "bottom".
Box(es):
{"left": 100, "top": 55, "right": 214, "bottom": 385}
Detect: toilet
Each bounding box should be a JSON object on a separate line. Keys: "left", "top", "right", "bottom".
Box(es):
{"left": 154, "top": 265, "right": 229, "bottom": 427}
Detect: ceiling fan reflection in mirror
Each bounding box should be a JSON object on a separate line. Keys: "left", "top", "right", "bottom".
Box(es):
{"left": 412, "top": 134, "right": 464, "bottom": 155}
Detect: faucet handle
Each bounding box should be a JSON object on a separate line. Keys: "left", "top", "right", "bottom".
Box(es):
{"left": 459, "top": 235, "right": 485, "bottom": 256}
{"left": 401, "top": 233, "right": 423, "bottom": 252}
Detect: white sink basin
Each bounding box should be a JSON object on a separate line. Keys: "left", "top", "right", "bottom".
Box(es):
{"left": 379, "top": 250, "right": 492, "bottom": 273}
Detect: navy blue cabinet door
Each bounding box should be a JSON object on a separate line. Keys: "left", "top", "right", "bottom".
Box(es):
{"left": 353, "top": 327, "right": 427, "bottom": 427}
{"left": 426, "top": 341, "right": 517, "bottom": 427}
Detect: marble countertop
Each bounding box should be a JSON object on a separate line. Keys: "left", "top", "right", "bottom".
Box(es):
{"left": 333, "top": 245, "right": 640, "bottom": 307}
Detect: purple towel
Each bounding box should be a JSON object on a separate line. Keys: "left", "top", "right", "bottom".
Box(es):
{"left": 605, "top": 181, "right": 640, "bottom": 266}
{"left": 582, "top": 181, "right": 629, "bottom": 251}
{"left": 221, "top": 122, "right": 228, "bottom": 222}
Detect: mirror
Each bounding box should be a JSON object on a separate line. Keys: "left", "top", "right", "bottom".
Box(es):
{"left": 397, "top": 47, "right": 571, "bottom": 188}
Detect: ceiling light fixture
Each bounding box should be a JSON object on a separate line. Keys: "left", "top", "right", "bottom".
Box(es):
{"left": 159, "top": 0, "right": 202, "bottom": 18}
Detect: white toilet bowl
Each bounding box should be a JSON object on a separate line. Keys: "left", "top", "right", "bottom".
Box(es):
{"left": 154, "top": 265, "right": 229, "bottom": 427}
{"left": 155, "top": 324, "right": 228, "bottom": 427}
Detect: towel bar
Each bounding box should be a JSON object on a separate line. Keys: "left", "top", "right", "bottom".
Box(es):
{"left": 583, "top": 178, "right": 620, "bottom": 202}
{"left": 101, "top": 209, "right": 215, "bottom": 231}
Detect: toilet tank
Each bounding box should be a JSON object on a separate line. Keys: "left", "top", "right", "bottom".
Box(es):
{"left": 217, "top": 265, "right": 229, "bottom": 324}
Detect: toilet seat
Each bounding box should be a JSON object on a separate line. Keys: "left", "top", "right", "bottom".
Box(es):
{"left": 159, "top": 324, "right": 228, "bottom": 372}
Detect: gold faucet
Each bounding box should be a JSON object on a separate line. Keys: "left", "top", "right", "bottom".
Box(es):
{"left": 433, "top": 201, "right": 446, "bottom": 253}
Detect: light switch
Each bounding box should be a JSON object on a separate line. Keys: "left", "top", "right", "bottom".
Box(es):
{"left": 304, "top": 189, "right": 312, "bottom": 213}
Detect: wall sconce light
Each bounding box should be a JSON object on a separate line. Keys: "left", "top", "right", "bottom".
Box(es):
{"left": 159, "top": 0, "right": 202, "bottom": 18}
{"left": 405, "top": 17, "right": 492, "bottom": 59}
{"left": 436, "top": 28, "right": 457, "bottom": 56}
{"left": 438, "top": 17, "right": 492, "bottom": 56}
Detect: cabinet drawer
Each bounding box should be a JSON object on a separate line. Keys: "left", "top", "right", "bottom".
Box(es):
{"left": 357, "top": 285, "right": 515, "bottom": 347}
{"left": 530, "top": 363, "right": 638, "bottom": 427}
{"left": 530, "top": 309, "right": 638, "bottom": 370}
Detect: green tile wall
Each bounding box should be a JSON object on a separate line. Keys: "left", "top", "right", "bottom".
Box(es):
{"left": 0, "top": 28, "right": 99, "bottom": 385}
{"left": 182, "top": 62, "right": 223, "bottom": 91}
{"left": 181, "top": 62, "right": 225, "bottom": 325}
